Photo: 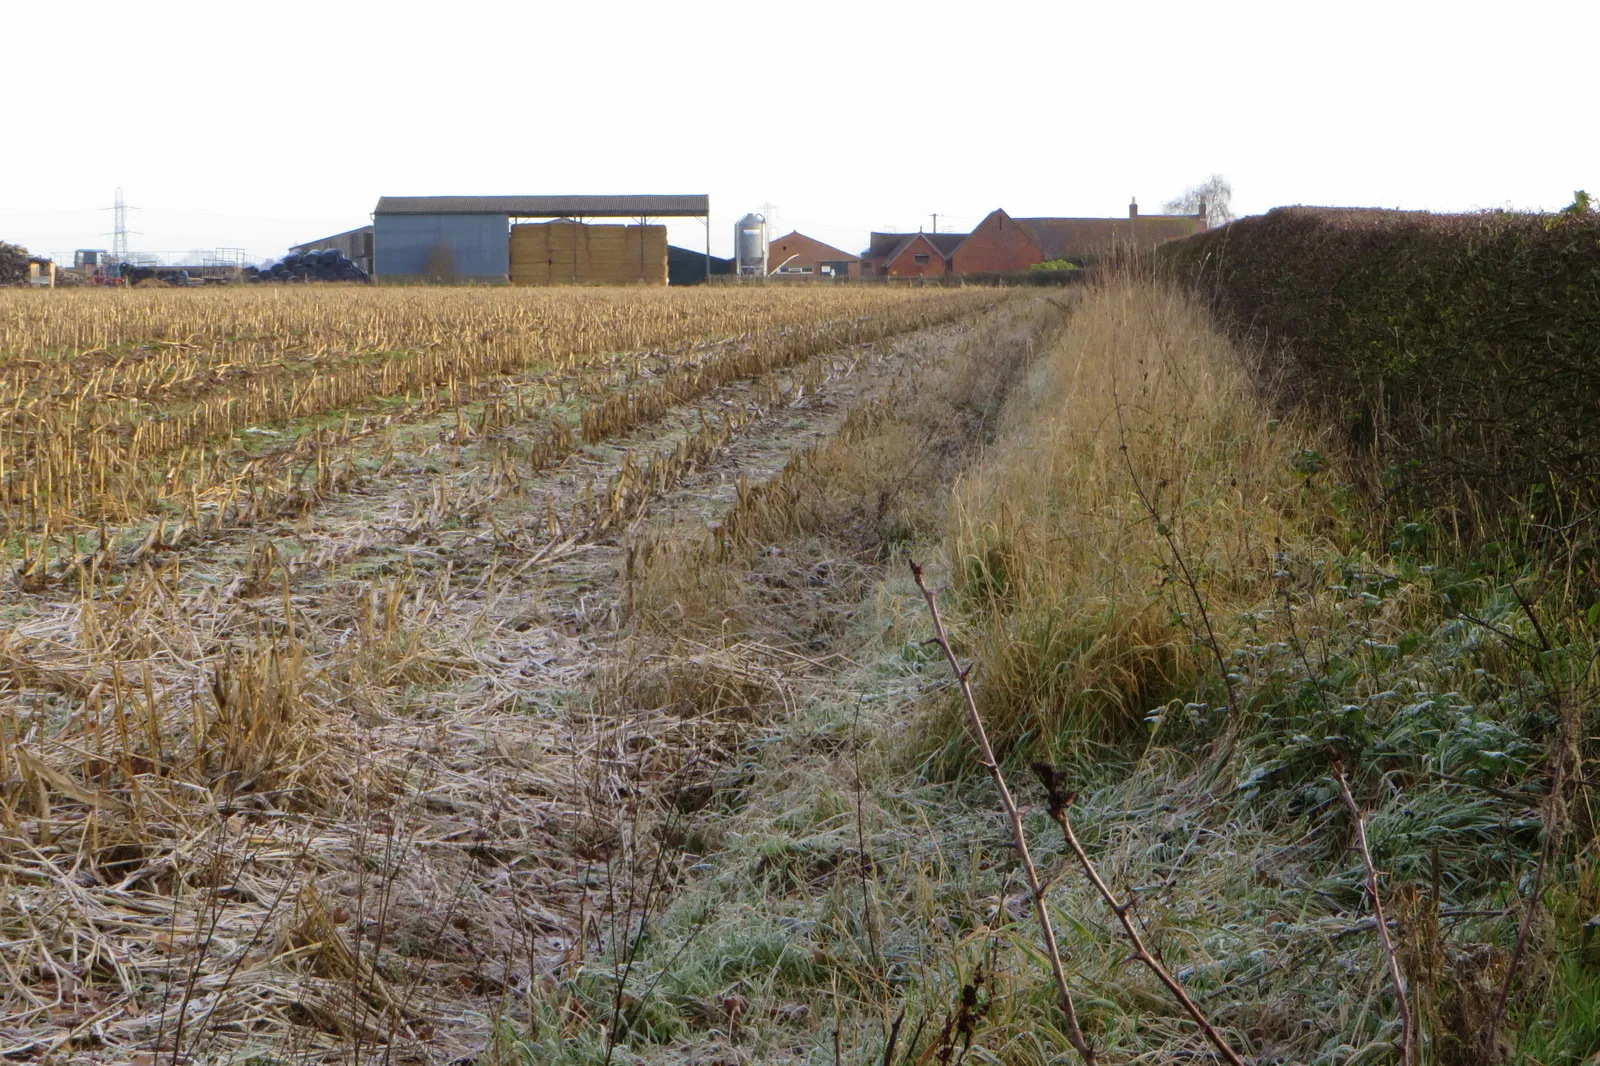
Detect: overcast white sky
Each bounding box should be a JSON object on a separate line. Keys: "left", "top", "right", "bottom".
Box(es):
{"left": 5, "top": 0, "right": 1595, "bottom": 265}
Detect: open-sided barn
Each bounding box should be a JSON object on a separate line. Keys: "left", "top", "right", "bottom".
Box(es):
{"left": 289, "top": 227, "right": 374, "bottom": 275}
{"left": 371, "top": 195, "right": 710, "bottom": 284}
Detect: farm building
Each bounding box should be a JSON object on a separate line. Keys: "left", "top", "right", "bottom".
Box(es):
{"left": 371, "top": 195, "right": 711, "bottom": 284}
{"left": 668, "top": 245, "right": 733, "bottom": 285}
{"left": 952, "top": 201, "right": 1206, "bottom": 273}
{"left": 290, "top": 226, "right": 374, "bottom": 275}
{"left": 861, "top": 232, "right": 967, "bottom": 278}
{"left": 766, "top": 232, "right": 860, "bottom": 279}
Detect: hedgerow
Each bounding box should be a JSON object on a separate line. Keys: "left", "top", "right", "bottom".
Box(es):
{"left": 1160, "top": 205, "right": 1600, "bottom": 559}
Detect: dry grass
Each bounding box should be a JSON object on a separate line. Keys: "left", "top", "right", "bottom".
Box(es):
{"left": 565, "top": 278, "right": 1576, "bottom": 1066}
{"left": 630, "top": 298, "right": 1063, "bottom": 646}
{"left": 0, "top": 285, "right": 1000, "bottom": 1063}
{"left": 5, "top": 275, "right": 1576, "bottom": 1064}
{"left": 939, "top": 275, "right": 1352, "bottom": 763}
{"left": 0, "top": 285, "right": 989, "bottom": 536}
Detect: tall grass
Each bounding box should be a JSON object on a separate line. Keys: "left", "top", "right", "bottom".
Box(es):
{"left": 522, "top": 279, "right": 1585, "bottom": 1064}
{"left": 630, "top": 297, "right": 1058, "bottom": 643}
{"left": 940, "top": 274, "right": 1348, "bottom": 763}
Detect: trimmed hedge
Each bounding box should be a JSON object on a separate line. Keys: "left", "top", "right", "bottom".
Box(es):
{"left": 1160, "top": 206, "right": 1600, "bottom": 539}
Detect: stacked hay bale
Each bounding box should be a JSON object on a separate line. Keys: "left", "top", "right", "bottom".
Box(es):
{"left": 510, "top": 221, "right": 666, "bottom": 285}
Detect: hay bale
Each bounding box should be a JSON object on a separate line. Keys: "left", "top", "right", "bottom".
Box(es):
{"left": 510, "top": 222, "right": 668, "bottom": 285}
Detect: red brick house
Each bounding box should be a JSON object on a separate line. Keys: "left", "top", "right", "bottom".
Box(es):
{"left": 861, "top": 232, "right": 967, "bottom": 277}
{"left": 766, "top": 231, "right": 860, "bottom": 279}
{"left": 952, "top": 201, "right": 1207, "bottom": 274}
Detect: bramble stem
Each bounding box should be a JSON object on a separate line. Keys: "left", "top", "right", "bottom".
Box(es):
{"left": 1333, "top": 761, "right": 1413, "bottom": 1066}
{"left": 909, "top": 561, "right": 1097, "bottom": 1066}
{"left": 1031, "top": 762, "right": 1248, "bottom": 1066}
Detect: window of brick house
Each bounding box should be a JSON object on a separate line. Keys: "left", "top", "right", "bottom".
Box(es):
{"left": 913, "top": 253, "right": 930, "bottom": 265}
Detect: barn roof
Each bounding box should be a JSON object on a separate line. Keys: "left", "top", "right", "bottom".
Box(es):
{"left": 374, "top": 195, "right": 710, "bottom": 218}
{"left": 864, "top": 231, "right": 967, "bottom": 262}
{"left": 768, "top": 232, "right": 860, "bottom": 262}
{"left": 1014, "top": 215, "right": 1200, "bottom": 259}
{"left": 289, "top": 225, "right": 373, "bottom": 254}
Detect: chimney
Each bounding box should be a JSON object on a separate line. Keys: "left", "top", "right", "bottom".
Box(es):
{"left": 1128, "top": 197, "right": 1139, "bottom": 220}
{"left": 1197, "top": 197, "right": 1208, "bottom": 230}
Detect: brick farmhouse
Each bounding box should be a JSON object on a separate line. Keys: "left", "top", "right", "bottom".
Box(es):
{"left": 773, "top": 201, "right": 1206, "bottom": 280}
{"left": 860, "top": 232, "right": 968, "bottom": 278}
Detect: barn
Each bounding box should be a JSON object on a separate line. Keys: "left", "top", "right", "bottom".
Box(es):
{"left": 766, "top": 232, "right": 860, "bottom": 279}
{"left": 952, "top": 202, "right": 1206, "bottom": 273}
{"left": 372, "top": 195, "right": 711, "bottom": 285}
{"left": 289, "top": 226, "right": 374, "bottom": 275}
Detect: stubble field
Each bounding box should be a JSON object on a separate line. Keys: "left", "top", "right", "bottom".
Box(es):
{"left": 0, "top": 284, "right": 1000, "bottom": 1063}
{"left": 7, "top": 277, "right": 1572, "bottom": 1066}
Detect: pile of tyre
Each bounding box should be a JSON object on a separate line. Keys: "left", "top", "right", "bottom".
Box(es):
{"left": 122, "top": 265, "right": 194, "bottom": 286}
{"left": 249, "top": 248, "right": 370, "bottom": 283}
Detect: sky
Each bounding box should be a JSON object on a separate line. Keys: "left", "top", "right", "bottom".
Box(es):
{"left": 5, "top": 0, "right": 1596, "bottom": 265}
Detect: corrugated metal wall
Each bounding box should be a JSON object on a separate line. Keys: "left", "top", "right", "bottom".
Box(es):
{"left": 373, "top": 214, "right": 509, "bottom": 282}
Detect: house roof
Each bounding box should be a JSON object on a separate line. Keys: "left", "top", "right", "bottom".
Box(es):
{"left": 925, "top": 233, "right": 968, "bottom": 256}
{"left": 1014, "top": 215, "right": 1201, "bottom": 259}
{"left": 768, "top": 231, "right": 860, "bottom": 262}
{"left": 864, "top": 232, "right": 912, "bottom": 259}
{"left": 374, "top": 195, "right": 710, "bottom": 218}
{"left": 866, "top": 231, "right": 967, "bottom": 263}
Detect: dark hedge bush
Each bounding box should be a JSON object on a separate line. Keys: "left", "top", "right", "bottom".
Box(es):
{"left": 1160, "top": 206, "right": 1600, "bottom": 545}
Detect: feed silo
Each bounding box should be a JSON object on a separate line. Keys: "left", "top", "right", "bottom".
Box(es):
{"left": 735, "top": 213, "right": 767, "bottom": 277}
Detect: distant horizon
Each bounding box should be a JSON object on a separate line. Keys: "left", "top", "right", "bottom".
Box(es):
{"left": 7, "top": 0, "right": 1593, "bottom": 269}
{"left": 8, "top": 192, "right": 1578, "bottom": 271}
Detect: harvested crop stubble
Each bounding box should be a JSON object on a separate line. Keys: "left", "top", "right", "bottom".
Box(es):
{"left": 0, "top": 288, "right": 998, "bottom": 1063}
{"left": 629, "top": 296, "right": 1061, "bottom": 643}
{"left": 0, "top": 286, "right": 987, "bottom": 538}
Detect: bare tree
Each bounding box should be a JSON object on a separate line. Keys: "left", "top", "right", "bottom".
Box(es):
{"left": 1164, "top": 175, "right": 1234, "bottom": 227}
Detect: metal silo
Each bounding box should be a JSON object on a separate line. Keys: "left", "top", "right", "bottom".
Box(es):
{"left": 735, "top": 213, "right": 767, "bottom": 277}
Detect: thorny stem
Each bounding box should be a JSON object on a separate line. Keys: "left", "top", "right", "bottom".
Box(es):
{"left": 1111, "top": 399, "right": 1242, "bottom": 732}
{"left": 1486, "top": 585, "right": 1591, "bottom": 1054}
{"left": 850, "top": 705, "right": 884, "bottom": 970}
{"left": 909, "top": 561, "right": 1097, "bottom": 1066}
{"left": 1488, "top": 691, "right": 1574, "bottom": 1050}
{"left": 1333, "top": 762, "right": 1413, "bottom": 1066}
{"left": 1030, "top": 762, "right": 1248, "bottom": 1066}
